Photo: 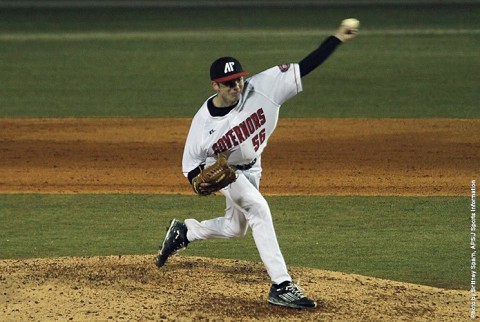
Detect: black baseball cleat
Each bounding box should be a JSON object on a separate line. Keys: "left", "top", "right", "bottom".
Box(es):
{"left": 155, "top": 219, "right": 189, "bottom": 267}
{"left": 267, "top": 281, "right": 317, "bottom": 309}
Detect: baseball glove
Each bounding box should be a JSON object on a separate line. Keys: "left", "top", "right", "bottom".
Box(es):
{"left": 192, "top": 154, "right": 237, "bottom": 196}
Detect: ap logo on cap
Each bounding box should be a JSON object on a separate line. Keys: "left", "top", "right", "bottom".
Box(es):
{"left": 224, "top": 62, "right": 235, "bottom": 73}
{"left": 210, "top": 57, "right": 248, "bottom": 82}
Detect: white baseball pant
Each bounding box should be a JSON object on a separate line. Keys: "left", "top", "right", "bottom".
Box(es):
{"left": 185, "top": 166, "right": 292, "bottom": 285}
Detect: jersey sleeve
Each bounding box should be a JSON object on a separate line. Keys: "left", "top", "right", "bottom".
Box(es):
{"left": 248, "top": 63, "right": 302, "bottom": 106}
{"left": 182, "top": 115, "right": 208, "bottom": 177}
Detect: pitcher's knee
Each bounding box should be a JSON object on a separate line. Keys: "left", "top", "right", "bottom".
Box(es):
{"left": 224, "top": 222, "right": 248, "bottom": 238}
{"left": 257, "top": 198, "right": 270, "bottom": 214}
{"left": 247, "top": 199, "right": 272, "bottom": 222}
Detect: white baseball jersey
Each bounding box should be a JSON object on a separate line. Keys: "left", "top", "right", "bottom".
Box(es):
{"left": 182, "top": 63, "right": 302, "bottom": 174}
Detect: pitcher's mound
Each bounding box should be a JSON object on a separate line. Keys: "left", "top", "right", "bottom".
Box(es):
{"left": 0, "top": 255, "right": 468, "bottom": 321}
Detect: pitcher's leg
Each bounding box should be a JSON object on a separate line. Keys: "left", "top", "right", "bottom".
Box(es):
{"left": 226, "top": 174, "right": 291, "bottom": 285}
{"left": 185, "top": 199, "right": 248, "bottom": 241}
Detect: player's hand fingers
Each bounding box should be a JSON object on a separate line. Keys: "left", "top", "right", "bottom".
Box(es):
{"left": 197, "top": 182, "right": 213, "bottom": 196}
{"left": 335, "top": 18, "right": 360, "bottom": 42}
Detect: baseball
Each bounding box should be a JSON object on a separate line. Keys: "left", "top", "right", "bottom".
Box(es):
{"left": 342, "top": 18, "right": 360, "bottom": 30}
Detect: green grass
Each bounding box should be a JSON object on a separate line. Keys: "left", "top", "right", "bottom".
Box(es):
{"left": 0, "top": 5, "right": 478, "bottom": 33}
{"left": 0, "top": 4, "right": 479, "bottom": 118}
{"left": 0, "top": 194, "right": 470, "bottom": 290}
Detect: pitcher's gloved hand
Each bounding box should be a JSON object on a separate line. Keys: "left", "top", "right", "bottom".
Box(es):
{"left": 192, "top": 154, "right": 237, "bottom": 196}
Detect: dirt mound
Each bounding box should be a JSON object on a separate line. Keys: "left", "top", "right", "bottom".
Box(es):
{"left": 0, "top": 255, "right": 468, "bottom": 321}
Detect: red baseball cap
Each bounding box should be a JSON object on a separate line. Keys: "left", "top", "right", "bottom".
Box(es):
{"left": 210, "top": 57, "right": 249, "bottom": 82}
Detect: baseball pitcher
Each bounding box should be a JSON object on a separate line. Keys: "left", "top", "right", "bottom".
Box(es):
{"left": 155, "top": 19, "right": 359, "bottom": 309}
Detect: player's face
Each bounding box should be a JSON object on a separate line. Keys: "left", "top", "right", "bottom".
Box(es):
{"left": 213, "top": 77, "right": 244, "bottom": 107}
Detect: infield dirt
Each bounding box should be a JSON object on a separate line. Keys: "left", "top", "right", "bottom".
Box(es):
{"left": 0, "top": 118, "right": 478, "bottom": 321}
{"left": 0, "top": 118, "right": 478, "bottom": 195}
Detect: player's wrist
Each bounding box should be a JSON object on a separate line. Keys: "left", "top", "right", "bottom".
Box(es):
{"left": 334, "top": 33, "right": 346, "bottom": 43}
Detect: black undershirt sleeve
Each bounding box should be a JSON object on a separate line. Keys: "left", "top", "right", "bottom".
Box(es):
{"left": 299, "top": 36, "right": 342, "bottom": 78}
{"left": 187, "top": 165, "right": 204, "bottom": 184}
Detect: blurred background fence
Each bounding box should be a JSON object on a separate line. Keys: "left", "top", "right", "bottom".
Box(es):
{"left": 1, "top": 0, "right": 479, "bottom": 8}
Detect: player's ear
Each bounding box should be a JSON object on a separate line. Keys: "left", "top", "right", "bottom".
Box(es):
{"left": 211, "top": 81, "right": 220, "bottom": 91}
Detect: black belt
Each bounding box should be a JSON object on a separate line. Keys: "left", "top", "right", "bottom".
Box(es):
{"left": 234, "top": 158, "right": 257, "bottom": 171}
